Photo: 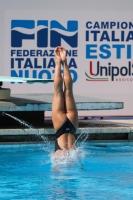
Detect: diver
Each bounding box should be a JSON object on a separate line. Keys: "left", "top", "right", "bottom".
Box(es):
{"left": 52, "top": 46, "right": 78, "bottom": 156}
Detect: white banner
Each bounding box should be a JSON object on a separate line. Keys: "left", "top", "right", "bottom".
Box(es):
{"left": 4, "top": 10, "right": 133, "bottom": 115}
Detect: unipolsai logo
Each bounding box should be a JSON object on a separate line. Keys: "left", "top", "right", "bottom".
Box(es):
{"left": 85, "top": 20, "right": 133, "bottom": 82}
{"left": 11, "top": 20, "right": 78, "bottom": 48}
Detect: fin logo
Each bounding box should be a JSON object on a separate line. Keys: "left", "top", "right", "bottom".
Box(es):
{"left": 11, "top": 20, "right": 78, "bottom": 48}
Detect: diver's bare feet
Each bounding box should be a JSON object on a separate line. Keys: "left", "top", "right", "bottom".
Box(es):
{"left": 54, "top": 46, "right": 62, "bottom": 62}
{"left": 59, "top": 46, "right": 67, "bottom": 61}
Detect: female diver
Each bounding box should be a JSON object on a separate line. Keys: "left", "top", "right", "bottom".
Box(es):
{"left": 52, "top": 46, "right": 78, "bottom": 156}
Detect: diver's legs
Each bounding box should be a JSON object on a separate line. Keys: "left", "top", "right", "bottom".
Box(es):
{"left": 52, "top": 58, "right": 67, "bottom": 131}
{"left": 63, "top": 59, "right": 78, "bottom": 129}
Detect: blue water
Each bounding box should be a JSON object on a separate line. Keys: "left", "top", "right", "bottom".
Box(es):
{"left": 0, "top": 142, "right": 133, "bottom": 200}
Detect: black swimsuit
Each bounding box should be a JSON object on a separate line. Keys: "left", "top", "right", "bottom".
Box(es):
{"left": 55, "top": 118, "right": 77, "bottom": 152}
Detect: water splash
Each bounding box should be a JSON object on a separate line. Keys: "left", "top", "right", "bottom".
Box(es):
{"left": 75, "top": 128, "right": 90, "bottom": 153}
{"left": 51, "top": 145, "right": 87, "bottom": 173}
{"left": 2, "top": 112, "right": 47, "bottom": 142}
{"left": 2, "top": 112, "right": 90, "bottom": 169}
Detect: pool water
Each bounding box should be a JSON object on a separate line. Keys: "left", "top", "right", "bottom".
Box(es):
{"left": 0, "top": 142, "right": 133, "bottom": 200}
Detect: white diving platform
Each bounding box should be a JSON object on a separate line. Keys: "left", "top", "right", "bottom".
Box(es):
{"left": 0, "top": 93, "right": 124, "bottom": 128}
{"left": 0, "top": 93, "right": 123, "bottom": 112}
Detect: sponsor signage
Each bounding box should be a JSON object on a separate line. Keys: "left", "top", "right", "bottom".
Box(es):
{"left": 5, "top": 11, "right": 133, "bottom": 94}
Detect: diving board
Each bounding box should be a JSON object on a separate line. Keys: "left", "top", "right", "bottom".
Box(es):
{"left": 0, "top": 76, "right": 54, "bottom": 100}
{"left": 0, "top": 76, "right": 54, "bottom": 83}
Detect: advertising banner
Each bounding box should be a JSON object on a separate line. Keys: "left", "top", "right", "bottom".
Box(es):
{"left": 4, "top": 11, "right": 133, "bottom": 115}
